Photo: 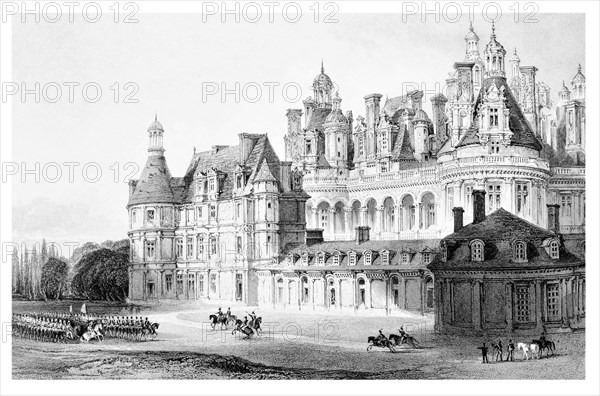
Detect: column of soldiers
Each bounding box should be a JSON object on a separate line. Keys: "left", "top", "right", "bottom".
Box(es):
{"left": 12, "top": 311, "right": 158, "bottom": 343}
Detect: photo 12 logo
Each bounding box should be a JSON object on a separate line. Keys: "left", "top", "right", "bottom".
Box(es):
{"left": 1, "top": 1, "right": 139, "bottom": 23}
{"left": 2, "top": 161, "right": 141, "bottom": 184}
{"left": 200, "top": 1, "right": 339, "bottom": 23}
{"left": 400, "top": 1, "right": 539, "bottom": 24}
{"left": 2, "top": 82, "right": 139, "bottom": 104}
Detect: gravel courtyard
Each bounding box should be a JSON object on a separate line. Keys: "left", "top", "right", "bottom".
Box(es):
{"left": 11, "top": 300, "right": 585, "bottom": 379}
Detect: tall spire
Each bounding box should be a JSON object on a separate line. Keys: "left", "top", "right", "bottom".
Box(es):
{"left": 491, "top": 22, "right": 496, "bottom": 39}
{"left": 321, "top": 59, "right": 324, "bottom": 73}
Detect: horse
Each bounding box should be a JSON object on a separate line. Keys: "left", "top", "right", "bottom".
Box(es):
{"left": 141, "top": 323, "right": 160, "bottom": 340}
{"left": 367, "top": 336, "right": 396, "bottom": 353}
{"left": 388, "top": 333, "right": 420, "bottom": 349}
{"left": 231, "top": 318, "right": 261, "bottom": 339}
{"left": 226, "top": 314, "right": 238, "bottom": 328}
{"left": 517, "top": 342, "right": 540, "bottom": 360}
{"left": 249, "top": 317, "right": 262, "bottom": 335}
{"left": 209, "top": 314, "right": 228, "bottom": 330}
{"left": 532, "top": 339, "right": 556, "bottom": 357}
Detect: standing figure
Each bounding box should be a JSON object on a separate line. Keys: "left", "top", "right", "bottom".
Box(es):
{"left": 478, "top": 343, "right": 489, "bottom": 363}
{"left": 507, "top": 339, "right": 515, "bottom": 362}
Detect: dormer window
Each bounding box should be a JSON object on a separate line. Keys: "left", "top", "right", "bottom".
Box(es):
{"left": 236, "top": 174, "right": 243, "bottom": 189}
{"left": 382, "top": 251, "right": 390, "bottom": 265}
{"left": 422, "top": 252, "right": 432, "bottom": 264}
{"left": 489, "top": 108, "right": 499, "bottom": 127}
{"left": 302, "top": 253, "right": 309, "bottom": 266}
{"left": 549, "top": 240, "right": 559, "bottom": 259}
{"left": 490, "top": 141, "right": 501, "bottom": 154}
{"left": 317, "top": 253, "right": 325, "bottom": 266}
{"left": 401, "top": 252, "right": 410, "bottom": 264}
{"left": 513, "top": 240, "right": 527, "bottom": 262}
{"left": 364, "top": 251, "right": 372, "bottom": 265}
{"left": 470, "top": 239, "right": 484, "bottom": 262}
{"left": 349, "top": 252, "right": 357, "bottom": 266}
{"left": 332, "top": 252, "right": 340, "bottom": 266}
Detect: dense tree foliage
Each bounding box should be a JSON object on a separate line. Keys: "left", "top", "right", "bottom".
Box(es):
{"left": 40, "top": 257, "right": 69, "bottom": 299}
{"left": 71, "top": 243, "right": 129, "bottom": 301}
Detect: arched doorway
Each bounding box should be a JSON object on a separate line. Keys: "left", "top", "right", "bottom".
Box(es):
{"left": 391, "top": 275, "right": 400, "bottom": 308}
{"left": 328, "top": 278, "right": 336, "bottom": 306}
{"left": 366, "top": 198, "right": 377, "bottom": 230}
{"left": 333, "top": 201, "right": 345, "bottom": 235}
{"left": 425, "top": 276, "right": 434, "bottom": 310}
{"left": 317, "top": 202, "right": 330, "bottom": 231}
{"left": 301, "top": 276, "right": 310, "bottom": 304}
{"left": 358, "top": 278, "right": 367, "bottom": 306}
{"left": 351, "top": 200, "right": 361, "bottom": 228}
{"left": 276, "top": 278, "right": 284, "bottom": 304}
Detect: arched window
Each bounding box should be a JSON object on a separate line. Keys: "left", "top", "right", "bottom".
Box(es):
{"left": 549, "top": 240, "right": 559, "bottom": 259}
{"left": 276, "top": 278, "right": 284, "bottom": 303}
{"left": 364, "top": 251, "right": 372, "bottom": 265}
{"left": 514, "top": 241, "right": 527, "bottom": 262}
{"left": 470, "top": 240, "right": 484, "bottom": 262}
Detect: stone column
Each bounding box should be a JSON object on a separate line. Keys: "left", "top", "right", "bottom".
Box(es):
{"left": 375, "top": 205, "right": 384, "bottom": 236}
{"left": 337, "top": 278, "right": 343, "bottom": 309}
{"left": 393, "top": 204, "right": 401, "bottom": 236}
{"left": 361, "top": 206, "right": 368, "bottom": 228}
{"left": 434, "top": 279, "right": 443, "bottom": 332}
{"left": 505, "top": 282, "right": 513, "bottom": 331}
{"left": 311, "top": 207, "right": 319, "bottom": 229}
{"left": 535, "top": 280, "right": 544, "bottom": 331}
{"left": 473, "top": 280, "right": 481, "bottom": 331}
{"left": 328, "top": 208, "right": 336, "bottom": 236}
{"left": 416, "top": 203, "right": 423, "bottom": 230}
{"left": 344, "top": 208, "right": 353, "bottom": 237}
{"left": 401, "top": 277, "right": 407, "bottom": 309}
{"left": 560, "top": 278, "right": 567, "bottom": 325}
{"left": 567, "top": 277, "right": 574, "bottom": 321}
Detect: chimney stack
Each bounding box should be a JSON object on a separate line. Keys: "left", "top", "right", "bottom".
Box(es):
{"left": 355, "top": 226, "right": 370, "bottom": 245}
{"left": 306, "top": 229, "right": 324, "bottom": 246}
{"left": 547, "top": 204, "right": 561, "bottom": 234}
{"left": 472, "top": 189, "right": 486, "bottom": 224}
{"left": 452, "top": 207, "right": 465, "bottom": 232}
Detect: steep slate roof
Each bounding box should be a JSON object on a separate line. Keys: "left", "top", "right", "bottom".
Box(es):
{"left": 428, "top": 208, "right": 582, "bottom": 271}
{"left": 307, "top": 108, "right": 332, "bottom": 131}
{"left": 129, "top": 134, "right": 283, "bottom": 206}
{"left": 128, "top": 155, "right": 176, "bottom": 206}
{"left": 391, "top": 128, "right": 417, "bottom": 162}
{"left": 277, "top": 239, "right": 439, "bottom": 271}
{"left": 456, "top": 76, "right": 543, "bottom": 151}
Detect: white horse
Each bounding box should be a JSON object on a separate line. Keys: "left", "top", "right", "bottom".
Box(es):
{"left": 80, "top": 322, "right": 104, "bottom": 343}
{"left": 517, "top": 342, "right": 540, "bottom": 360}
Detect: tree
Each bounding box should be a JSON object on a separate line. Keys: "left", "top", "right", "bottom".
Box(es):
{"left": 71, "top": 240, "right": 130, "bottom": 301}
{"left": 41, "top": 257, "right": 69, "bottom": 299}
{"left": 11, "top": 246, "right": 20, "bottom": 295}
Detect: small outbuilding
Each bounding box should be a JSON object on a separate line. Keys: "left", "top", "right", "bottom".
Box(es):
{"left": 428, "top": 191, "right": 585, "bottom": 335}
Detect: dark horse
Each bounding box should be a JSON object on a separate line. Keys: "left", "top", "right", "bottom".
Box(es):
{"left": 209, "top": 314, "right": 228, "bottom": 330}
{"left": 532, "top": 338, "right": 556, "bottom": 356}
{"left": 367, "top": 336, "right": 396, "bottom": 353}
{"left": 388, "top": 333, "right": 420, "bottom": 349}
{"left": 232, "top": 318, "right": 262, "bottom": 338}
{"left": 142, "top": 322, "right": 160, "bottom": 340}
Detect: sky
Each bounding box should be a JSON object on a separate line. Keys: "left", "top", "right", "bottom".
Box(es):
{"left": 10, "top": 11, "right": 585, "bottom": 246}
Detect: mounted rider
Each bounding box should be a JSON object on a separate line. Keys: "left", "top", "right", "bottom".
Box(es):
{"left": 216, "top": 307, "right": 223, "bottom": 318}
{"left": 376, "top": 329, "right": 388, "bottom": 344}
{"left": 398, "top": 326, "right": 407, "bottom": 342}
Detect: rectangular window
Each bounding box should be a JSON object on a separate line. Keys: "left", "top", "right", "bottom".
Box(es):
{"left": 176, "top": 274, "right": 184, "bottom": 295}
{"left": 516, "top": 182, "right": 529, "bottom": 214}
{"left": 381, "top": 162, "right": 388, "bottom": 173}
{"left": 176, "top": 238, "right": 183, "bottom": 259}
{"left": 364, "top": 253, "right": 372, "bottom": 265}
{"left": 209, "top": 178, "right": 216, "bottom": 192}
{"left": 187, "top": 237, "right": 194, "bottom": 259}
{"left": 236, "top": 236, "right": 243, "bottom": 255}
{"left": 186, "top": 209, "right": 193, "bottom": 224}
{"left": 210, "top": 204, "right": 217, "bottom": 219}
{"left": 165, "top": 274, "right": 173, "bottom": 292}
{"left": 147, "top": 209, "right": 155, "bottom": 224}
{"left": 490, "top": 141, "right": 501, "bottom": 154}
{"left": 489, "top": 108, "right": 499, "bottom": 127}
{"left": 210, "top": 274, "right": 217, "bottom": 293}
{"left": 516, "top": 285, "right": 531, "bottom": 323}
{"left": 210, "top": 236, "right": 217, "bottom": 256}
{"left": 487, "top": 183, "right": 502, "bottom": 212}
{"left": 236, "top": 202, "right": 242, "bottom": 219}
{"left": 561, "top": 195, "right": 572, "bottom": 218}
{"left": 197, "top": 235, "right": 204, "bottom": 258}
{"left": 196, "top": 206, "right": 203, "bottom": 220}
{"left": 401, "top": 253, "right": 409, "bottom": 264}
{"left": 422, "top": 252, "right": 432, "bottom": 264}
{"left": 131, "top": 210, "right": 137, "bottom": 226}
{"left": 546, "top": 283, "right": 560, "bottom": 321}
{"left": 332, "top": 254, "right": 339, "bottom": 265}
{"left": 349, "top": 254, "right": 356, "bottom": 266}
{"left": 320, "top": 210, "right": 328, "bottom": 229}
{"left": 146, "top": 241, "right": 155, "bottom": 259}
